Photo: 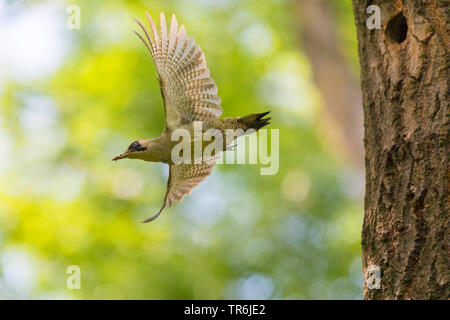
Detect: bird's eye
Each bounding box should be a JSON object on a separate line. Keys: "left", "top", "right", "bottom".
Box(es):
{"left": 129, "top": 141, "right": 139, "bottom": 150}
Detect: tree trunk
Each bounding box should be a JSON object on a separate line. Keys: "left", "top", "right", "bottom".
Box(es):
{"left": 352, "top": 0, "right": 449, "bottom": 299}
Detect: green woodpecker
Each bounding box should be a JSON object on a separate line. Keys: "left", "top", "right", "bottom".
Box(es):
{"left": 113, "top": 12, "right": 270, "bottom": 222}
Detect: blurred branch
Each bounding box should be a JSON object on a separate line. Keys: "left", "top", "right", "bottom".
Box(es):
{"left": 295, "top": 0, "right": 364, "bottom": 167}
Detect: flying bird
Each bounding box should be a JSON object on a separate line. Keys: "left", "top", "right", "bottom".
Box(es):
{"left": 113, "top": 12, "right": 270, "bottom": 222}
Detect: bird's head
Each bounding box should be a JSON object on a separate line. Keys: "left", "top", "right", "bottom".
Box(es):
{"left": 112, "top": 139, "right": 149, "bottom": 161}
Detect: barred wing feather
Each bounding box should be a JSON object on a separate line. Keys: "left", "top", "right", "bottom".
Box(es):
{"left": 134, "top": 12, "right": 223, "bottom": 130}
{"left": 142, "top": 162, "right": 216, "bottom": 223}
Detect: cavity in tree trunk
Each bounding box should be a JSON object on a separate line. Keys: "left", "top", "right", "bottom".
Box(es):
{"left": 352, "top": 0, "right": 449, "bottom": 299}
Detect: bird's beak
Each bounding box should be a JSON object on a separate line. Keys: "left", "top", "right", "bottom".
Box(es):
{"left": 112, "top": 152, "right": 127, "bottom": 161}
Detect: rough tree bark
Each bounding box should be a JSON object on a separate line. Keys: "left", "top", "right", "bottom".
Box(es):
{"left": 352, "top": 0, "right": 449, "bottom": 299}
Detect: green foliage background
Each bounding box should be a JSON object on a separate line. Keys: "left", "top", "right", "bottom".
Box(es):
{"left": 0, "top": 0, "right": 363, "bottom": 299}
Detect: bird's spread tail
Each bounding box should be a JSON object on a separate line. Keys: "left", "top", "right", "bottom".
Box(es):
{"left": 239, "top": 111, "right": 271, "bottom": 131}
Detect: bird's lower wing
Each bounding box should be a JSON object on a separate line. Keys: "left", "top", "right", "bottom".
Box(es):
{"left": 142, "top": 160, "right": 216, "bottom": 223}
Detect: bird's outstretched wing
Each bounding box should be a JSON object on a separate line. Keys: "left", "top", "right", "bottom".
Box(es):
{"left": 134, "top": 12, "right": 223, "bottom": 131}
{"left": 142, "top": 161, "right": 216, "bottom": 223}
